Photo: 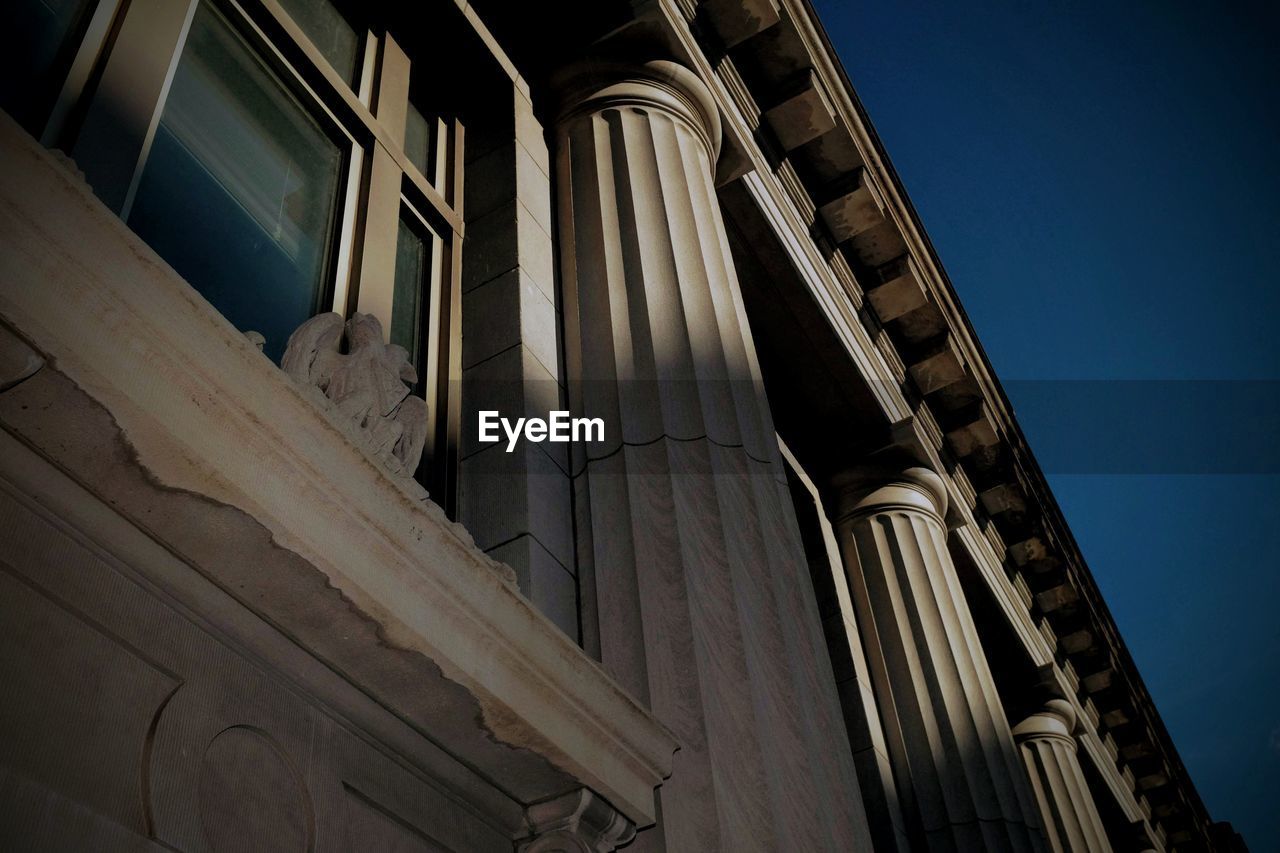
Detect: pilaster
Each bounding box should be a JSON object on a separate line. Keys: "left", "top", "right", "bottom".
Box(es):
{"left": 460, "top": 82, "right": 578, "bottom": 640}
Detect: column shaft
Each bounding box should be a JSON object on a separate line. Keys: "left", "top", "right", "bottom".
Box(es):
{"left": 832, "top": 466, "right": 1045, "bottom": 851}
{"left": 555, "top": 61, "right": 873, "bottom": 851}
{"left": 1014, "top": 702, "right": 1114, "bottom": 853}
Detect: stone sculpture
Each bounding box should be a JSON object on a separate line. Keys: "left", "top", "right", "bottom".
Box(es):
{"left": 282, "top": 312, "right": 429, "bottom": 488}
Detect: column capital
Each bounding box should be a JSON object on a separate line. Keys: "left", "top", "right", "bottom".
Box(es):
{"left": 517, "top": 789, "right": 636, "bottom": 853}
{"left": 828, "top": 461, "right": 949, "bottom": 523}
{"left": 553, "top": 60, "right": 722, "bottom": 161}
{"left": 1013, "top": 663, "right": 1079, "bottom": 743}
{"left": 1013, "top": 683, "right": 1113, "bottom": 851}
{"left": 1012, "top": 697, "right": 1078, "bottom": 744}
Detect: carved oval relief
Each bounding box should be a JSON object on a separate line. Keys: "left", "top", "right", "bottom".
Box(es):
{"left": 198, "top": 726, "right": 313, "bottom": 853}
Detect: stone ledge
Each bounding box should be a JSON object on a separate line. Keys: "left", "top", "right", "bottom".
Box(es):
{"left": 0, "top": 114, "right": 676, "bottom": 827}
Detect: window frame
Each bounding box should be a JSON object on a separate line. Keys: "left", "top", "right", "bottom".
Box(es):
{"left": 48, "top": 0, "right": 465, "bottom": 516}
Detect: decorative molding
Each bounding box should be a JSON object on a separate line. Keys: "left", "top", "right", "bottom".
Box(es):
{"left": 951, "top": 463, "right": 978, "bottom": 512}
{"left": 864, "top": 255, "right": 928, "bottom": 323}
{"left": 517, "top": 789, "right": 635, "bottom": 853}
{"left": 714, "top": 55, "right": 762, "bottom": 125}
{"left": 761, "top": 70, "right": 836, "bottom": 151}
{"left": 982, "top": 516, "right": 1007, "bottom": 557}
{"left": 817, "top": 167, "right": 886, "bottom": 243}
{"left": 913, "top": 402, "right": 944, "bottom": 453}
{"left": 701, "top": 0, "right": 781, "bottom": 49}
{"left": 0, "top": 323, "right": 44, "bottom": 392}
{"left": 775, "top": 158, "right": 816, "bottom": 223}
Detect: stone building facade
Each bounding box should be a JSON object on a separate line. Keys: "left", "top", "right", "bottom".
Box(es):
{"left": 0, "top": 0, "right": 1240, "bottom": 850}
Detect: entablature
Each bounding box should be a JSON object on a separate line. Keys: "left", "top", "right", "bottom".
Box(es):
{"left": 587, "top": 0, "right": 1218, "bottom": 846}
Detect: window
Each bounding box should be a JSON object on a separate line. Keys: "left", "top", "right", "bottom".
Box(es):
{"left": 273, "top": 0, "right": 362, "bottom": 85}
{"left": 404, "top": 102, "right": 434, "bottom": 182}
{"left": 14, "top": 0, "right": 465, "bottom": 514}
{"left": 128, "top": 2, "right": 346, "bottom": 362}
{"left": 392, "top": 213, "right": 429, "bottom": 369}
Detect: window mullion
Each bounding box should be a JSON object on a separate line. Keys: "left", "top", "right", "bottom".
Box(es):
{"left": 432, "top": 116, "right": 450, "bottom": 198}
{"left": 399, "top": 152, "right": 463, "bottom": 234}
{"left": 425, "top": 118, "right": 464, "bottom": 517}
{"left": 353, "top": 33, "right": 411, "bottom": 333}
{"left": 373, "top": 34, "right": 410, "bottom": 146}
{"left": 331, "top": 144, "right": 366, "bottom": 316}
{"left": 43, "top": 0, "right": 127, "bottom": 149}
{"left": 356, "top": 31, "right": 379, "bottom": 108}
{"left": 70, "top": 0, "right": 198, "bottom": 213}
{"left": 355, "top": 147, "right": 405, "bottom": 331}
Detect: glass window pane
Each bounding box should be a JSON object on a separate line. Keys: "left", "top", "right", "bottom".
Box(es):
{"left": 404, "top": 101, "right": 431, "bottom": 179}
{"left": 0, "top": 0, "right": 96, "bottom": 130}
{"left": 391, "top": 214, "right": 431, "bottom": 371}
{"left": 128, "top": 2, "right": 345, "bottom": 364}
{"left": 274, "top": 0, "right": 361, "bottom": 86}
{"left": 404, "top": 95, "right": 448, "bottom": 191}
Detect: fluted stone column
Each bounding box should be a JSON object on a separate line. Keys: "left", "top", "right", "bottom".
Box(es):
{"left": 555, "top": 61, "right": 873, "bottom": 851}
{"left": 1014, "top": 698, "right": 1114, "bottom": 853}
{"left": 831, "top": 464, "right": 1045, "bottom": 851}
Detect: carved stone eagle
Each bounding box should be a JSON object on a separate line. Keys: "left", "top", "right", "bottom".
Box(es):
{"left": 282, "top": 312, "right": 429, "bottom": 484}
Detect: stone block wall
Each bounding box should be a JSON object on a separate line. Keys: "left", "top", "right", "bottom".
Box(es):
{"left": 458, "top": 85, "right": 578, "bottom": 642}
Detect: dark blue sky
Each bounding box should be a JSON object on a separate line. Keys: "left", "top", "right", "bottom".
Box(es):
{"left": 813, "top": 0, "right": 1280, "bottom": 845}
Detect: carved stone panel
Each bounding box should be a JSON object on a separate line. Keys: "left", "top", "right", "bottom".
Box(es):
{"left": 0, "top": 440, "right": 512, "bottom": 853}
{"left": 199, "top": 727, "right": 313, "bottom": 852}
